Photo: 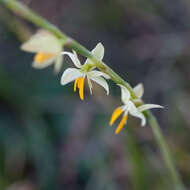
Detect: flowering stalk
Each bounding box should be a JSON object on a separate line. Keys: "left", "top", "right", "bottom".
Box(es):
{"left": 0, "top": 0, "right": 185, "bottom": 189}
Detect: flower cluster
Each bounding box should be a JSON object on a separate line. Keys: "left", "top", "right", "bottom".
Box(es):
{"left": 61, "top": 43, "right": 110, "bottom": 100}
{"left": 110, "top": 84, "right": 163, "bottom": 134}
{"left": 21, "top": 30, "right": 163, "bottom": 134}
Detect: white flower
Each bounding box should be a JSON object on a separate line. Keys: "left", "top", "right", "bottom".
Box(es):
{"left": 110, "top": 84, "right": 163, "bottom": 134}
{"left": 21, "top": 30, "right": 63, "bottom": 73}
{"left": 61, "top": 43, "right": 110, "bottom": 100}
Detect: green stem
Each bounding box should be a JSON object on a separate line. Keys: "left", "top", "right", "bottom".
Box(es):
{"left": 125, "top": 128, "right": 149, "bottom": 190}
{"left": 145, "top": 111, "right": 185, "bottom": 189}
{"left": 0, "top": 0, "right": 185, "bottom": 189}
{"left": 0, "top": 0, "right": 67, "bottom": 41}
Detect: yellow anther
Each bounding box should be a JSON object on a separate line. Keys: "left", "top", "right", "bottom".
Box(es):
{"left": 115, "top": 115, "right": 128, "bottom": 134}
{"left": 73, "top": 77, "right": 85, "bottom": 100}
{"left": 79, "top": 77, "right": 85, "bottom": 101}
{"left": 109, "top": 107, "right": 123, "bottom": 126}
{"left": 34, "top": 52, "right": 54, "bottom": 63}
{"left": 74, "top": 78, "right": 79, "bottom": 92}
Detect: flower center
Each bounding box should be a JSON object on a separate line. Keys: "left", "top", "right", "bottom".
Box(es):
{"left": 81, "top": 63, "right": 95, "bottom": 73}
{"left": 34, "top": 52, "right": 54, "bottom": 64}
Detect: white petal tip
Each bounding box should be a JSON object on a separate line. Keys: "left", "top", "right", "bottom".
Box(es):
{"left": 60, "top": 81, "right": 66, "bottom": 85}
{"left": 92, "top": 43, "right": 105, "bottom": 60}
{"left": 20, "top": 44, "right": 26, "bottom": 51}
{"left": 62, "top": 51, "right": 81, "bottom": 68}
{"left": 60, "top": 77, "right": 68, "bottom": 85}
{"left": 133, "top": 83, "right": 144, "bottom": 98}
{"left": 151, "top": 105, "right": 164, "bottom": 109}
{"left": 138, "top": 104, "right": 164, "bottom": 112}
{"left": 32, "top": 62, "right": 44, "bottom": 69}
{"left": 97, "top": 42, "right": 104, "bottom": 48}
{"left": 141, "top": 119, "right": 146, "bottom": 127}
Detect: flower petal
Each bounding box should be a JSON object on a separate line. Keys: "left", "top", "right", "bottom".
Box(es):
{"left": 83, "top": 43, "right": 105, "bottom": 65}
{"left": 90, "top": 76, "right": 109, "bottom": 95}
{"left": 137, "top": 104, "right": 164, "bottom": 113}
{"left": 91, "top": 43, "right": 104, "bottom": 61}
{"left": 62, "top": 51, "right": 82, "bottom": 68}
{"left": 129, "top": 102, "right": 146, "bottom": 126}
{"left": 32, "top": 55, "right": 56, "bottom": 69}
{"left": 88, "top": 70, "right": 110, "bottom": 79}
{"left": 21, "top": 30, "right": 62, "bottom": 53}
{"left": 54, "top": 55, "right": 63, "bottom": 73}
{"left": 118, "top": 85, "right": 131, "bottom": 105}
{"left": 61, "top": 68, "right": 83, "bottom": 85}
{"left": 87, "top": 76, "right": 93, "bottom": 94}
{"left": 133, "top": 83, "right": 144, "bottom": 98}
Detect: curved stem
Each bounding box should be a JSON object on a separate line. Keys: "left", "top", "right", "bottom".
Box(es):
{"left": 145, "top": 111, "right": 185, "bottom": 189}
{"left": 0, "top": 0, "right": 185, "bottom": 189}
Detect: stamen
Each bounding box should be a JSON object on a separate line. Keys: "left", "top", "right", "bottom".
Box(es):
{"left": 109, "top": 107, "right": 123, "bottom": 126}
{"left": 74, "top": 78, "right": 79, "bottom": 92}
{"left": 73, "top": 77, "right": 85, "bottom": 100}
{"left": 77, "top": 77, "right": 81, "bottom": 89}
{"left": 115, "top": 115, "right": 128, "bottom": 134}
{"left": 79, "top": 77, "right": 85, "bottom": 101}
{"left": 34, "top": 52, "right": 54, "bottom": 64}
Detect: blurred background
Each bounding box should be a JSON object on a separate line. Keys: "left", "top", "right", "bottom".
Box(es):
{"left": 0, "top": 0, "right": 190, "bottom": 189}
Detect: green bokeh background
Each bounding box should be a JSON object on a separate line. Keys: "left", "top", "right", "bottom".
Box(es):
{"left": 0, "top": 0, "right": 190, "bottom": 189}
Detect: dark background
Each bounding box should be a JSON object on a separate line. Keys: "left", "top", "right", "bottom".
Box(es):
{"left": 0, "top": 0, "right": 190, "bottom": 189}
